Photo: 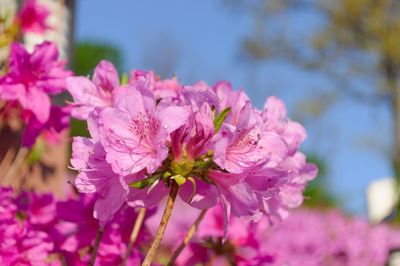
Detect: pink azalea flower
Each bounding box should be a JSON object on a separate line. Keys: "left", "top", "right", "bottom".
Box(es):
{"left": 171, "top": 103, "right": 214, "bottom": 161}
{"left": 213, "top": 81, "right": 249, "bottom": 123}
{"left": 207, "top": 170, "right": 260, "bottom": 237}
{"left": 245, "top": 152, "right": 317, "bottom": 224}
{"left": 214, "top": 102, "right": 288, "bottom": 174}
{"left": 262, "top": 96, "right": 307, "bottom": 155}
{"left": 71, "top": 137, "right": 131, "bottom": 224}
{"left": 18, "top": 0, "right": 50, "bottom": 34}
{"left": 0, "top": 42, "right": 72, "bottom": 123}
{"left": 68, "top": 70, "right": 316, "bottom": 239}
{"left": 22, "top": 105, "right": 70, "bottom": 147}
{"left": 129, "top": 70, "right": 182, "bottom": 101}
{"left": 67, "top": 60, "right": 122, "bottom": 120}
{"left": 97, "top": 86, "right": 188, "bottom": 175}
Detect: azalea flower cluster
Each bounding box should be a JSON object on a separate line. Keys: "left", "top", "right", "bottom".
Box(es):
{"left": 67, "top": 60, "right": 317, "bottom": 233}
{"left": 153, "top": 203, "right": 400, "bottom": 266}
{"left": 0, "top": 186, "right": 147, "bottom": 266}
{"left": 0, "top": 41, "right": 72, "bottom": 147}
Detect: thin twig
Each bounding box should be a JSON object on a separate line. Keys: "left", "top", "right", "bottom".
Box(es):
{"left": 1, "top": 147, "right": 28, "bottom": 185}
{"left": 121, "top": 208, "right": 147, "bottom": 266}
{"left": 141, "top": 181, "right": 180, "bottom": 266}
{"left": 89, "top": 227, "right": 104, "bottom": 266}
{"left": 167, "top": 209, "right": 207, "bottom": 266}
{"left": 0, "top": 148, "right": 16, "bottom": 178}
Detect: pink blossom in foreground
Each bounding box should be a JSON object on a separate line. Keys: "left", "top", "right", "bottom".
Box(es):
{"left": 17, "top": 0, "right": 50, "bottom": 34}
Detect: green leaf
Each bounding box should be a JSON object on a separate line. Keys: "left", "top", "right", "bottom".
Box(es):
{"left": 213, "top": 107, "right": 231, "bottom": 133}
{"left": 27, "top": 140, "right": 44, "bottom": 165}
{"left": 120, "top": 73, "right": 129, "bottom": 85}
{"left": 129, "top": 175, "right": 160, "bottom": 189}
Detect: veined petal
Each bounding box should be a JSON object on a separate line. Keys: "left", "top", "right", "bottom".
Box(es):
{"left": 158, "top": 105, "right": 190, "bottom": 134}
{"left": 92, "top": 60, "right": 119, "bottom": 91}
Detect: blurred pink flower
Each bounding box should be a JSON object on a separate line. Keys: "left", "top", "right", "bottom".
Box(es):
{"left": 18, "top": 0, "right": 50, "bottom": 34}
{"left": 0, "top": 41, "right": 72, "bottom": 147}
{"left": 0, "top": 42, "right": 71, "bottom": 123}
{"left": 169, "top": 206, "right": 400, "bottom": 266}
{"left": 22, "top": 105, "right": 70, "bottom": 147}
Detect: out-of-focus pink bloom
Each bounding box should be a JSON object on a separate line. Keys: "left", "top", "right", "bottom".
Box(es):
{"left": 0, "top": 187, "right": 56, "bottom": 266}
{"left": 258, "top": 209, "right": 400, "bottom": 266}
{"left": 15, "top": 191, "right": 56, "bottom": 226}
{"left": 0, "top": 187, "right": 149, "bottom": 265}
{"left": 0, "top": 187, "right": 17, "bottom": 220}
{"left": 0, "top": 42, "right": 71, "bottom": 123}
{"left": 0, "top": 221, "right": 55, "bottom": 266}
{"left": 67, "top": 60, "right": 122, "bottom": 120}
{"left": 18, "top": 0, "right": 50, "bottom": 34}
{"left": 55, "top": 195, "right": 147, "bottom": 266}
{"left": 160, "top": 204, "right": 274, "bottom": 266}
{"left": 168, "top": 206, "right": 400, "bottom": 266}
{"left": 0, "top": 41, "right": 72, "bottom": 147}
{"left": 22, "top": 105, "right": 70, "bottom": 147}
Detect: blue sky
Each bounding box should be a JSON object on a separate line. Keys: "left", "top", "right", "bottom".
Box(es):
{"left": 75, "top": 0, "right": 393, "bottom": 216}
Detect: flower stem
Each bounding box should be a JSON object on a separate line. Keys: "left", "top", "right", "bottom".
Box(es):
{"left": 1, "top": 147, "right": 28, "bottom": 185}
{"left": 121, "top": 207, "right": 147, "bottom": 266}
{"left": 89, "top": 227, "right": 104, "bottom": 266}
{"left": 167, "top": 209, "right": 207, "bottom": 266}
{"left": 0, "top": 148, "right": 16, "bottom": 178}
{"left": 141, "top": 181, "right": 180, "bottom": 266}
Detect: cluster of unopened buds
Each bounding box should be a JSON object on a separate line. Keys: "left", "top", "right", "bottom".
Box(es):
{"left": 67, "top": 59, "right": 317, "bottom": 264}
